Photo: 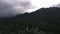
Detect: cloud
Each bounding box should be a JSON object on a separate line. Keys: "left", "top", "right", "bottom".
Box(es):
{"left": 52, "top": 4, "right": 60, "bottom": 7}
{"left": 0, "top": 0, "right": 60, "bottom": 17}
{"left": 0, "top": 0, "right": 34, "bottom": 17}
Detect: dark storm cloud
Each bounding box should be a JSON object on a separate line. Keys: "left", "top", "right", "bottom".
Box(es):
{"left": 0, "top": 0, "right": 34, "bottom": 17}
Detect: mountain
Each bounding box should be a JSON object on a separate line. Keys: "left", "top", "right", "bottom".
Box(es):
{"left": 14, "top": 7, "right": 60, "bottom": 34}
{"left": 0, "top": 7, "right": 60, "bottom": 34}
{"left": 0, "top": 7, "right": 60, "bottom": 23}
{"left": 14, "top": 7, "right": 60, "bottom": 23}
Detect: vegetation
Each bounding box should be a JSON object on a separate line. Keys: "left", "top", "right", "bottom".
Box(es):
{"left": 0, "top": 7, "right": 60, "bottom": 34}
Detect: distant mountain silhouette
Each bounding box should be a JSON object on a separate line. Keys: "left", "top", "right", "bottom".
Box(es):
{"left": 14, "top": 7, "right": 60, "bottom": 22}
{"left": 0, "top": 7, "right": 60, "bottom": 34}
{"left": 1, "top": 7, "right": 60, "bottom": 24}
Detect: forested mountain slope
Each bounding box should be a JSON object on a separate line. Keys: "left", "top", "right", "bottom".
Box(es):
{"left": 0, "top": 7, "right": 60, "bottom": 34}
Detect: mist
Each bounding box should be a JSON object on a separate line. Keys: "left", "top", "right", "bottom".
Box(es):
{"left": 0, "top": 0, "right": 60, "bottom": 17}
{"left": 0, "top": 0, "right": 34, "bottom": 17}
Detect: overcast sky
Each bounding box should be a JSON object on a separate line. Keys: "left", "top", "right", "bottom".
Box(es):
{"left": 0, "top": 0, "right": 60, "bottom": 17}
{"left": 0, "top": 0, "right": 35, "bottom": 17}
